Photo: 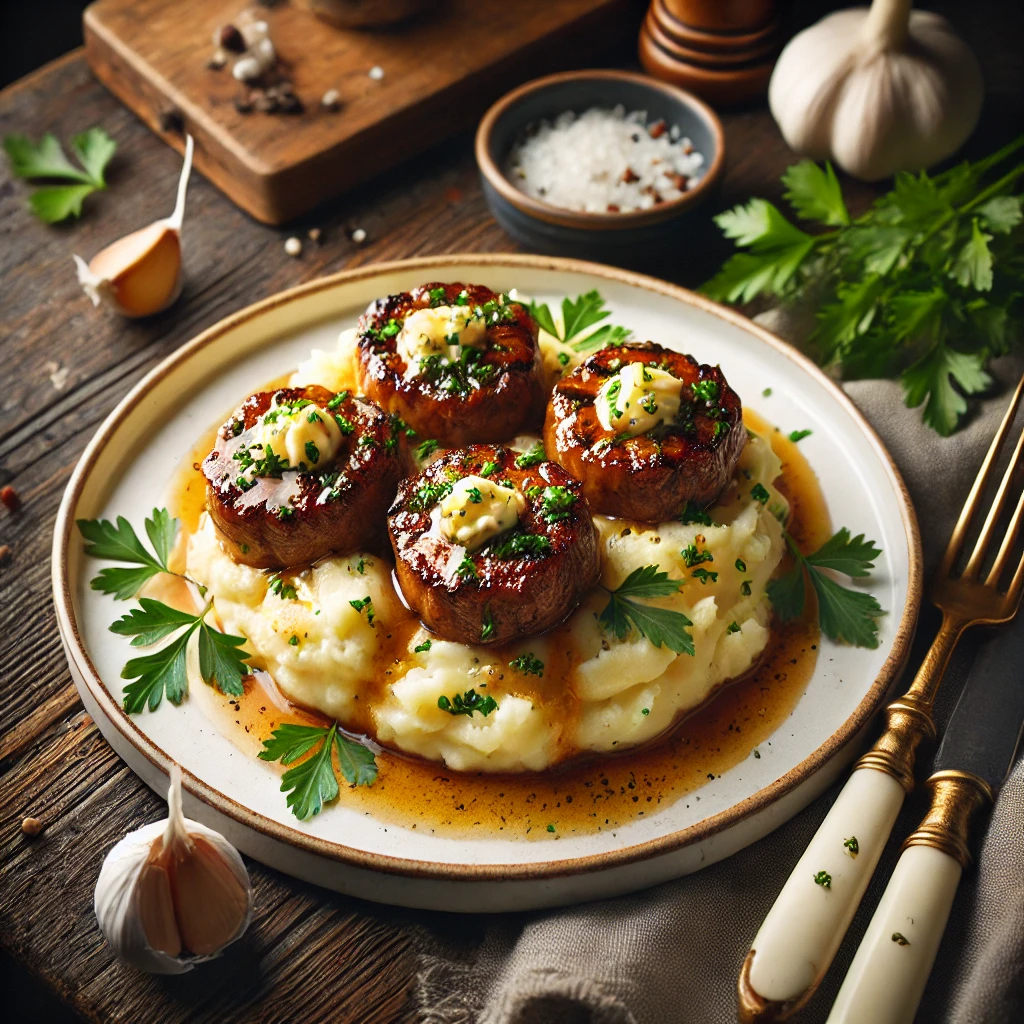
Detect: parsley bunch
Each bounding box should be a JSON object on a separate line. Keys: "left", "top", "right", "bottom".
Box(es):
{"left": 703, "top": 138, "right": 1024, "bottom": 435}
{"left": 4, "top": 128, "right": 116, "bottom": 223}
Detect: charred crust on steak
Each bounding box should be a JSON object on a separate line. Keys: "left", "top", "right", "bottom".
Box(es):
{"left": 202, "top": 384, "right": 407, "bottom": 568}
{"left": 355, "top": 282, "right": 545, "bottom": 446}
{"left": 388, "top": 444, "right": 600, "bottom": 644}
{"left": 543, "top": 343, "right": 745, "bottom": 522}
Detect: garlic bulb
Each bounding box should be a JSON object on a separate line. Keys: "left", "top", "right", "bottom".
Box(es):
{"left": 74, "top": 134, "right": 194, "bottom": 318}
{"left": 94, "top": 765, "right": 253, "bottom": 974}
{"left": 769, "top": 0, "right": 983, "bottom": 181}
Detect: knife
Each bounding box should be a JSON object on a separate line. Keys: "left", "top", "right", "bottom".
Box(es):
{"left": 826, "top": 617, "right": 1024, "bottom": 1024}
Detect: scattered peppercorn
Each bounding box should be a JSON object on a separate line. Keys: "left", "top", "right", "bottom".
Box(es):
{"left": 218, "top": 24, "right": 246, "bottom": 53}
{"left": 21, "top": 817, "right": 43, "bottom": 836}
{"left": 1, "top": 485, "right": 21, "bottom": 511}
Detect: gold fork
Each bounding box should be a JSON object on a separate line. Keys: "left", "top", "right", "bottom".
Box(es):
{"left": 737, "top": 373, "right": 1024, "bottom": 1023}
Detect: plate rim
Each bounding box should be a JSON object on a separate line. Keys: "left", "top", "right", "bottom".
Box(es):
{"left": 52, "top": 252, "right": 923, "bottom": 882}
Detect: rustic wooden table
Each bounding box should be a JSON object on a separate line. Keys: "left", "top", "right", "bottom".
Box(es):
{"left": 1, "top": 7, "right": 1020, "bottom": 1019}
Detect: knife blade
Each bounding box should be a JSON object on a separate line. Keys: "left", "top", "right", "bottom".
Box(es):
{"left": 932, "top": 614, "right": 1024, "bottom": 791}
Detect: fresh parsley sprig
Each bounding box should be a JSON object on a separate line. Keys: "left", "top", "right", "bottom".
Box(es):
{"left": 703, "top": 138, "right": 1024, "bottom": 436}
{"left": 78, "top": 508, "right": 178, "bottom": 600}
{"left": 78, "top": 510, "right": 253, "bottom": 712}
{"left": 768, "top": 528, "right": 884, "bottom": 648}
{"left": 3, "top": 128, "right": 117, "bottom": 223}
{"left": 110, "top": 598, "right": 250, "bottom": 712}
{"left": 528, "top": 290, "right": 632, "bottom": 354}
{"left": 598, "top": 565, "right": 694, "bottom": 655}
{"left": 258, "top": 723, "right": 378, "bottom": 820}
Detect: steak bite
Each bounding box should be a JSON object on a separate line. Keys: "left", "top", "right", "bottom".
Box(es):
{"left": 388, "top": 444, "right": 600, "bottom": 645}
{"left": 354, "top": 282, "right": 545, "bottom": 447}
{"left": 544, "top": 343, "right": 745, "bottom": 522}
{"left": 202, "top": 385, "right": 406, "bottom": 569}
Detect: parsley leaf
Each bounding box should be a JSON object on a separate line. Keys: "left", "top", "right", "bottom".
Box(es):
{"left": 782, "top": 160, "right": 850, "bottom": 227}
{"left": 121, "top": 628, "right": 193, "bottom": 713}
{"left": 768, "top": 529, "right": 884, "bottom": 648}
{"left": 598, "top": 566, "right": 694, "bottom": 655}
{"left": 258, "top": 722, "right": 377, "bottom": 820}
{"left": 110, "top": 598, "right": 197, "bottom": 646}
{"left": 197, "top": 621, "right": 248, "bottom": 697}
{"left": 902, "top": 345, "right": 991, "bottom": 437}
{"left": 438, "top": 688, "right": 498, "bottom": 717}
{"left": 3, "top": 128, "right": 116, "bottom": 223}
{"left": 77, "top": 509, "right": 177, "bottom": 600}
{"left": 528, "top": 290, "right": 632, "bottom": 354}
{"left": 514, "top": 441, "right": 546, "bottom": 468}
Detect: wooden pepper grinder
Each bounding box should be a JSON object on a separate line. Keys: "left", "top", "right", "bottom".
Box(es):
{"left": 639, "top": 0, "right": 782, "bottom": 106}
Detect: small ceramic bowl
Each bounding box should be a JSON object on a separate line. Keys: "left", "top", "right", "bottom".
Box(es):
{"left": 475, "top": 69, "right": 725, "bottom": 266}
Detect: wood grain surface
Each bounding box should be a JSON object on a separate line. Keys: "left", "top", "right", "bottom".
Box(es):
{"left": 1, "top": 3, "right": 1021, "bottom": 1018}
{"left": 84, "top": 0, "right": 634, "bottom": 223}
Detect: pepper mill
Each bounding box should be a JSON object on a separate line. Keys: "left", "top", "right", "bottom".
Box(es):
{"left": 639, "top": 0, "right": 782, "bottom": 106}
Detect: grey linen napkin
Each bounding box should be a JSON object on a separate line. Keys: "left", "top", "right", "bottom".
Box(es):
{"left": 413, "top": 332, "right": 1024, "bottom": 1024}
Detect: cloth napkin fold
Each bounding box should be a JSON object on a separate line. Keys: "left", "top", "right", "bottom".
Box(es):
{"left": 414, "top": 335, "right": 1024, "bottom": 1024}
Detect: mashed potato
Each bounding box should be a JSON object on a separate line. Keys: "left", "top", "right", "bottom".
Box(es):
{"left": 186, "top": 424, "right": 786, "bottom": 773}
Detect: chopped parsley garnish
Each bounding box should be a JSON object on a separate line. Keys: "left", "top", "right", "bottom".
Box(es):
{"left": 307, "top": 410, "right": 323, "bottom": 424}
{"left": 751, "top": 483, "right": 770, "bottom": 505}
{"left": 767, "top": 528, "right": 884, "bottom": 648}
{"left": 641, "top": 708, "right": 650, "bottom": 715}
{"left": 813, "top": 870, "right": 832, "bottom": 889}
{"left": 788, "top": 429, "right": 813, "bottom": 442}
{"left": 681, "top": 544, "right": 713, "bottom": 568}
{"left": 509, "top": 653, "right": 544, "bottom": 676}
{"left": 727, "top": 621, "right": 741, "bottom": 634}
{"left": 455, "top": 556, "right": 478, "bottom": 580}
{"left": 514, "top": 441, "right": 546, "bottom": 468}
{"left": 691, "top": 568, "right": 718, "bottom": 584}
{"left": 356, "top": 558, "right": 366, "bottom": 574}
{"left": 481, "top": 609, "right": 495, "bottom": 641}
{"left": 762, "top": 387, "right": 773, "bottom": 397}
{"left": 305, "top": 440, "right": 320, "bottom": 465}
{"left": 546, "top": 823, "right": 556, "bottom": 833}
{"left": 692, "top": 379, "right": 720, "bottom": 404}
{"left": 258, "top": 722, "right": 377, "bottom": 820}
{"left": 741, "top": 580, "right": 752, "bottom": 596}
{"left": 334, "top": 414, "right": 355, "bottom": 435}
{"left": 844, "top": 836, "right": 859, "bottom": 856}
{"left": 437, "top": 688, "right": 498, "bottom": 717}
{"left": 288, "top": 634, "right": 299, "bottom": 646}
{"left": 892, "top": 932, "right": 910, "bottom": 946}
{"left": 268, "top": 574, "right": 297, "bottom": 600}
{"left": 408, "top": 479, "right": 454, "bottom": 513}
{"left": 327, "top": 391, "right": 350, "bottom": 410}
{"left": 414, "top": 639, "right": 432, "bottom": 653}
{"left": 479, "top": 460, "right": 498, "bottom": 477}
{"left": 533, "top": 485, "right": 577, "bottom": 523}
{"left": 678, "top": 501, "right": 713, "bottom": 527}
{"left": 486, "top": 531, "right": 552, "bottom": 559}
{"left": 466, "top": 486, "right": 483, "bottom": 504}
{"left": 349, "top": 596, "right": 375, "bottom": 623}
{"left": 416, "top": 438, "right": 440, "bottom": 461}
{"left": 735, "top": 558, "right": 747, "bottom": 572}
{"left": 598, "top": 565, "right": 694, "bottom": 655}
{"left": 427, "top": 286, "right": 447, "bottom": 305}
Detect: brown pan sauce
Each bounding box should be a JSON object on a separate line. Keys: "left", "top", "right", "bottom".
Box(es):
{"left": 169, "top": 407, "right": 829, "bottom": 840}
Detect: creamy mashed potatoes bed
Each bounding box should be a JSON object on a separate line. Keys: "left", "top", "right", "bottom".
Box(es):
{"left": 186, "top": 428, "right": 786, "bottom": 773}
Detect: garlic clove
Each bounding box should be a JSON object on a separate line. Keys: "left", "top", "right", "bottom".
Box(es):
{"left": 74, "top": 134, "right": 194, "bottom": 318}
{"left": 172, "top": 835, "right": 252, "bottom": 955}
{"left": 94, "top": 763, "right": 253, "bottom": 975}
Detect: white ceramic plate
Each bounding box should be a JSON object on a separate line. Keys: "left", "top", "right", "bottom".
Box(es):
{"left": 53, "top": 255, "right": 921, "bottom": 912}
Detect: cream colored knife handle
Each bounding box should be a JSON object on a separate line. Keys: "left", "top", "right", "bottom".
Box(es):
{"left": 738, "top": 768, "right": 906, "bottom": 1022}
{"left": 825, "top": 844, "right": 961, "bottom": 1024}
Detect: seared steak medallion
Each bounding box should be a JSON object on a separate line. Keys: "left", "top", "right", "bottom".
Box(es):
{"left": 544, "top": 343, "right": 745, "bottom": 522}
{"left": 388, "top": 444, "right": 600, "bottom": 645}
{"left": 355, "top": 282, "right": 545, "bottom": 446}
{"left": 202, "top": 385, "right": 406, "bottom": 569}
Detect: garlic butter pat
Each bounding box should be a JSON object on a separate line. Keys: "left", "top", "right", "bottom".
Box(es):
{"left": 397, "top": 305, "right": 488, "bottom": 370}
{"left": 439, "top": 475, "right": 525, "bottom": 552}
{"left": 258, "top": 398, "right": 342, "bottom": 471}
{"left": 596, "top": 362, "right": 682, "bottom": 436}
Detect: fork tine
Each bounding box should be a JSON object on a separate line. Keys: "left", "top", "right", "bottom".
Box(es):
{"left": 1007, "top": 546, "right": 1024, "bottom": 608}
{"left": 939, "top": 373, "right": 1024, "bottom": 578}
{"left": 963, "top": 422, "right": 1024, "bottom": 579}
{"left": 985, "top": 482, "right": 1024, "bottom": 587}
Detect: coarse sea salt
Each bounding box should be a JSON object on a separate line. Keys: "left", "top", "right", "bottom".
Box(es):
{"left": 507, "top": 106, "right": 704, "bottom": 214}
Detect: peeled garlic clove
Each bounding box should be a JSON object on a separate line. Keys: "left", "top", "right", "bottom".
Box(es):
{"left": 75, "top": 134, "right": 194, "bottom": 318}
{"left": 94, "top": 764, "right": 253, "bottom": 975}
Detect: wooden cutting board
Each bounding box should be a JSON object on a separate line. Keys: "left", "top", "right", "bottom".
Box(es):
{"left": 83, "top": 0, "right": 635, "bottom": 225}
